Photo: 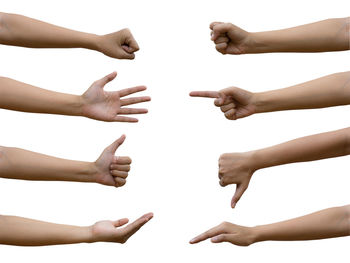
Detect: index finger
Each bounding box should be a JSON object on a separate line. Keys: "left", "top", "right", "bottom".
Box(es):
{"left": 189, "top": 91, "right": 220, "bottom": 98}
{"left": 190, "top": 224, "right": 224, "bottom": 244}
{"left": 210, "top": 21, "right": 223, "bottom": 30}
{"left": 119, "top": 86, "right": 147, "bottom": 97}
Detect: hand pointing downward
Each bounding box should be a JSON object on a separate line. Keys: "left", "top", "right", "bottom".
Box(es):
{"left": 94, "top": 135, "right": 132, "bottom": 187}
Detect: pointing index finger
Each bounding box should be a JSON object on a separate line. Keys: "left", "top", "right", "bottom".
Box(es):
{"left": 189, "top": 91, "right": 220, "bottom": 98}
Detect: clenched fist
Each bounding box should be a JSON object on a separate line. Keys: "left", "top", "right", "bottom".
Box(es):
{"left": 96, "top": 28, "right": 140, "bottom": 59}
{"left": 210, "top": 22, "right": 252, "bottom": 55}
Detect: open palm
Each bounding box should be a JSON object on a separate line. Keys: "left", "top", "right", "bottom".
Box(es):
{"left": 81, "top": 72, "right": 150, "bottom": 122}
{"left": 92, "top": 213, "right": 153, "bottom": 243}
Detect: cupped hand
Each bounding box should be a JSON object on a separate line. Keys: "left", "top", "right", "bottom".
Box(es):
{"left": 190, "top": 221, "right": 256, "bottom": 246}
{"left": 219, "top": 152, "right": 256, "bottom": 208}
{"left": 94, "top": 135, "right": 131, "bottom": 187}
{"left": 97, "top": 28, "right": 139, "bottom": 59}
{"left": 190, "top": 87, "right": 256, "bottom": 120}
{"left": 81, "top": 72, "right": 150, "bottom": 122}
{"left": 210, "top": 22, "right": 251, "bottom": 55}
{"left": 91, "top": 213, "right": 153, "bottom": 243}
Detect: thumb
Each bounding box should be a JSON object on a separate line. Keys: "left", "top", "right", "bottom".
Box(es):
{"left": 106, "top": 135, "right": 126, "bottom": 154}
{"left": 113, "top": 218, "right": 129, "bottom": 227}
{"left": 95, "top": 72, "right": 117, "bottom": 87}
{"left": 120, "top": 48, "right": 136, "bottom": 59}
{"left": 211, "top": 234, "right": 231, "bottom": 243}
{"left": 231, "top": 183, "right": 247, "bottom": 208}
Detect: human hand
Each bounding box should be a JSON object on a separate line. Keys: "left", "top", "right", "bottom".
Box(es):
{"left": 190, "top": 87, "right": 256, "bottom": 120}
{"left": 91, "top": 213, "right": 153, "bottom": 243}
{"left": 210, "top": 22, "right": 252, "bottom": 55}
{"left": 81, "top": 72, "right": 150, "bottom": 122}
{"left": 96, "top": 28, "right": 139, "bottom": 59}
{"left": 190, "top": 221, "right": 257, "bottom": 246}
{"left": 93, "top": 135, "right": 131, "bottom": 187}
{"left": 219, "top": 152, "right": 257, "bottom": 208}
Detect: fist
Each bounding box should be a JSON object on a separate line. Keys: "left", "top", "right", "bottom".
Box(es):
{"left": 210, "top": 22, "right": 251, "bottom": 55}
{"left": 97, "top": 28, "right": 139, "bottom": 59}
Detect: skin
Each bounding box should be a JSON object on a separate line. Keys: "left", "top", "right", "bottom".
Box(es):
{"left": 190, "top": 72, "right": 350, "bottom": 208}
{"left": 0, "top": 12, "right": 139, "bottom": 59}
{"left": 0, "top": 72, "right": 151, "bottom": 123}
{"left": 190, "top": 71, "right": 350, "bottom": 121}
{"left": 220, "top": 127, "right": 350, "bottom": 208}
{"left": 0, "top": 213, "right": 153, "bottom": 246}
{"left": 190, "top": 205, "right": 350, "bottom": 245}
{"left": 209, "top": 17, "right": 350, "bottom": 55}
{"left": 0, "top": 135, "right": 132, "bottom": 188}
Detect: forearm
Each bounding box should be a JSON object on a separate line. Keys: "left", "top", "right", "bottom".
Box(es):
{"left": 251, "top": 127, "right": 350, "bottom": 169}
{"left": 0, "top": 146, "right": 96, "bottom": 182}
{"left": 0, "top": 77, "right": 83, "bottom": 115}
{"left": 248, "top": 17, "right": 350, "bottom": 53}
{"left": 254, "top": 205, "right": 350, "bottom": 242}
{"left": 254, "top": 71, "right": 350, "bottom": 113}
{"left": 0, "top": 215, "right": 93, "bottom": 246}
{"left": 0, "top": 12, "right": 98, "bottom": 50}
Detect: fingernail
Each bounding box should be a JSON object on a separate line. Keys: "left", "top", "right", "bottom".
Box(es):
{"left": 211, "top": 237, "right": 219, "bottom": 242}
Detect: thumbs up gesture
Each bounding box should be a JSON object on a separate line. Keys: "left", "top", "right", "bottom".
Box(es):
{"left": 93, "top": 135, "right": 131, "bottom": 187}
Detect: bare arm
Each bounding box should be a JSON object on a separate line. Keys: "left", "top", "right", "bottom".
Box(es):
{"left": 190, "top": 72, "right": 350, "bottom": 120}
{"left": 190, "top": 205, "right": 350, "bottom": 245}
{"left": 0, "top": 135, "right": 131, "bottom": 188}
{"left": 0, "top": 73, "right": 150, "bottom": 122}
{"left": 210, "top": 17, "right": 350, "bottom": 55}
{"left": 0, "top": 213, "right": 153, "bottom": 246}
{"left": 0, "top": 12, "right": 139, "bottom": 59}
{"left": 217, "top": 127, "right": 350, "bottom": 208}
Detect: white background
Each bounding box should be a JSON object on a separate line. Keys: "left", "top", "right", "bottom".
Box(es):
{"left": 0, "top": 0, "right": 349, "bottom": 262}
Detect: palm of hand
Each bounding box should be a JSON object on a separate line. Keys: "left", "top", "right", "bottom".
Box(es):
{"left": 92, "top": 221, "right": 123, "bottom": 243}
{"left": 82, "top": 84, "right": 121, "bottom": 122}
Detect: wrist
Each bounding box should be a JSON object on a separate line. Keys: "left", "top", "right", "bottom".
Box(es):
{"left": 246, "top": 150, "right": 263, "bottom": 172}
{"left": 244, "top": 32, "right": 270, "bottom": 54}
{"left": 82, "top": 225, "right": 96, "bottom": 243}
{"left": 82, "top": 33, "right": 101, "bottom": 51}
{"left": 251, "top": 225, "right": 268, "bottom": 243}
{"left": 84, "top": 162, "right": 99, "bottom": 183}
{"left": 251, "top": 91, "right": 272, "bottom": 114}
{"left": 65, "top": 95, "right": 85, "bottom": 116}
